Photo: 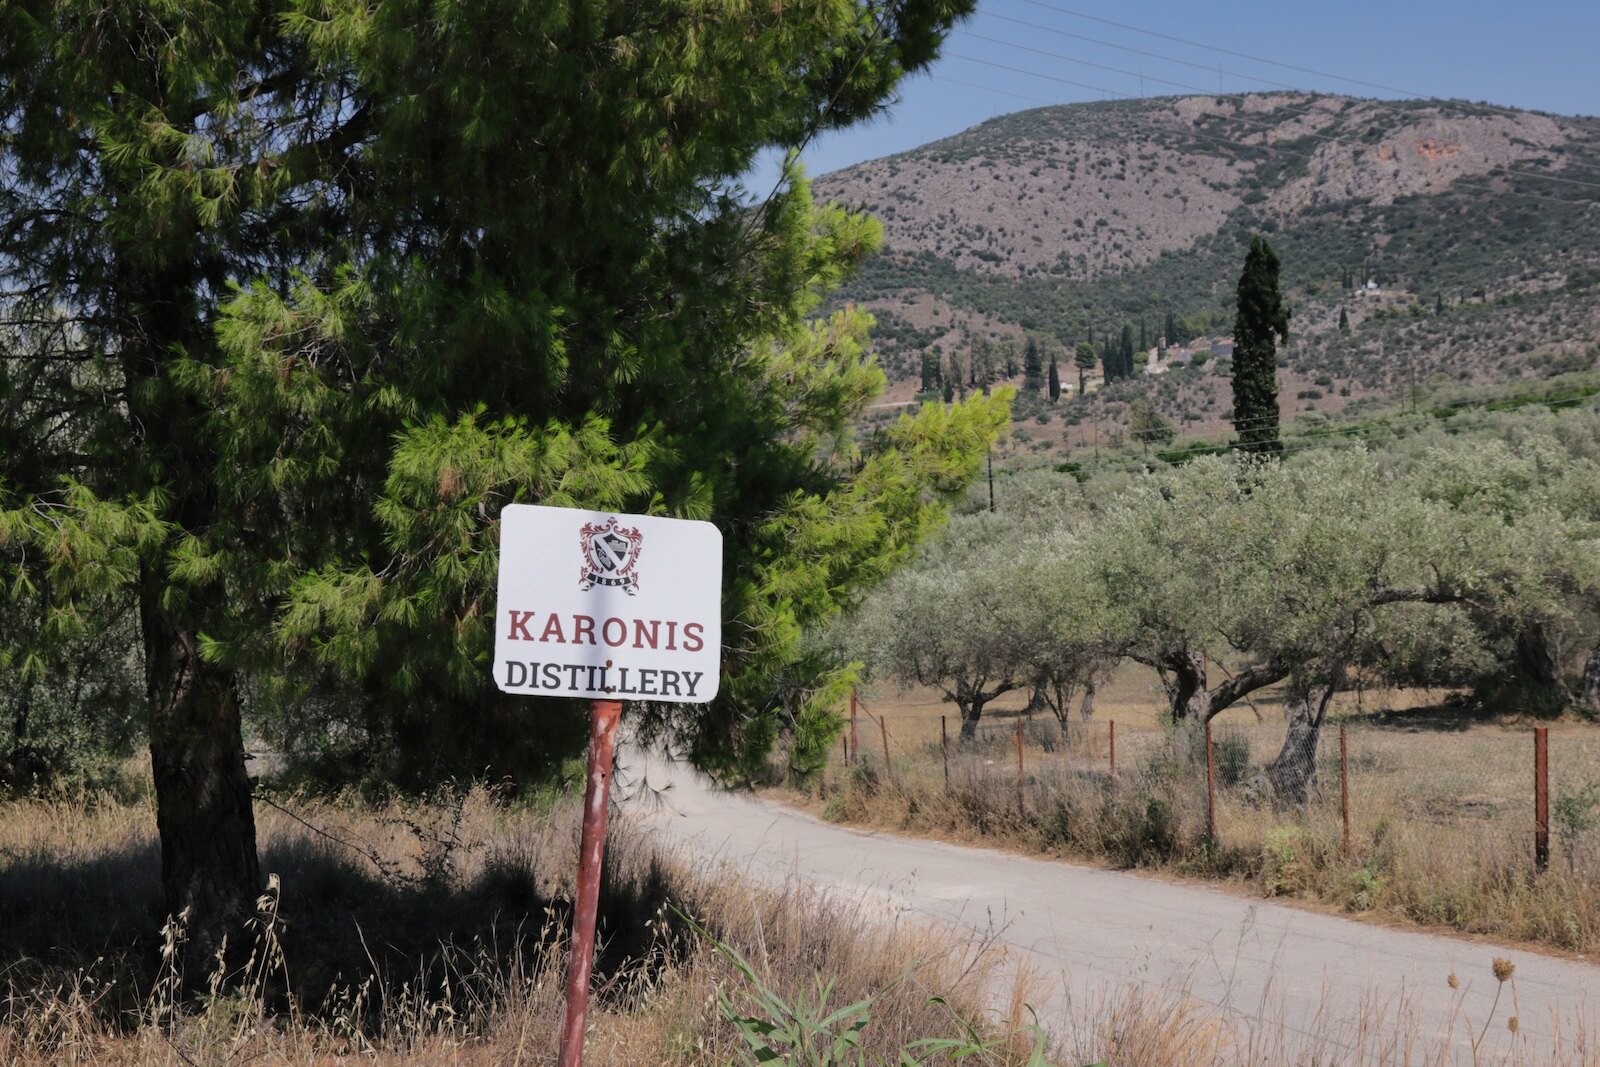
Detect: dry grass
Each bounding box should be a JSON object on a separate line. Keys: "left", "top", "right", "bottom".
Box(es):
{"left": 6, "top": 778, "right": 1600, "bottom": 1063}
{"left": 806, "top": 680, "right": 1600, "bottom": 955}
{"left": 0, "top": 783, "right": 1045, "bottom": 1065}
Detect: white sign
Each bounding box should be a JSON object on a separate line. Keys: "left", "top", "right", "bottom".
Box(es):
{"left": 494, "top": 504, "right": 722, "bottom": 703}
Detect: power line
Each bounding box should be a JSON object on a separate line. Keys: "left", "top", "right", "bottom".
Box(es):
{"left": 930, "top": 73, "right": 1059, "bottom": 107}
{"left": 938, "top": 52, "right": 1600, "bottom": 210}
{"left": 1004, "top": 0, "right": 1600, "bottom": 138}
{"left": 980, "top": 9, "right": 1600, "bottom": 175}
{"left": 953, "top": 29, "right": 1600, "bottom": 196}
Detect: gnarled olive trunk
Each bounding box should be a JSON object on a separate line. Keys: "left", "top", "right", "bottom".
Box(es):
{"left": 1264, "top": 683, "right": 1337, "bottom": 807}
{"left": 954, "top": 678, "right": 1017, "bottom": 741}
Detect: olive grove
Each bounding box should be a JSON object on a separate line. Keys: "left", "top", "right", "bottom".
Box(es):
{"left": 842, "top": 407, "right": 1600, "bottom": 804}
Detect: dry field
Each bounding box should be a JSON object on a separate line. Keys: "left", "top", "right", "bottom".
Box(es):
{"left": 4, "top": 773, "right": 1598, "bottom": 1063}
{"left": 803, "top": 667, "right": 1600, "bottom": 955}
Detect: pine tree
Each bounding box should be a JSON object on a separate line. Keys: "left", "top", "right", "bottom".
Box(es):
{"left": 1048, "top": 355, "right": 1061, "bottom": 402}
{"left": 1232, "top": 236, "right": 1291, "bottom": 455}
{"left": 1074, "top": 341, "right": 1096, "bottom": 396}
{"left": 0, "top": 0, "right": 991, "bottom": 968}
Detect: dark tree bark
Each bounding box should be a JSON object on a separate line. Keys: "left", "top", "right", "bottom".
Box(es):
{"left": 953, "top": 678, "right": 1018, "bottom": 740}
{"left": 119, "top": 255, "right": 260, "bottom": 977}
{"left": 1264, "top": 682, "right": 1338, "bottom": 806}
{"left": 1512, "top": 623, "right": 1565, "bottom": 714}
{"left": 143, "top": 578, "right": 261, "bottom": 974}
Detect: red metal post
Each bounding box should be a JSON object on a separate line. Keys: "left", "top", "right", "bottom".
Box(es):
{"left": 1109, "top": 720, "right": 1117, "bottom": 789}
{"left": 940, "top": 715, "right": 950, "bottom": 790}
{"left": 1535, "top": 726, "right": 1550, "bottom": 873}
{"left": 557, "top": 699, "right": 623, "bottom": 1067}
{"left": 1205, "top": 720, "right": 1218, "bottom": 844}
{"left": 1340, "top": 724, "right": 1351, "bottom": 855}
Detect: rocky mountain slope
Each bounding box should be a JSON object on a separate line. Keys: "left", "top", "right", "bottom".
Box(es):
{"left": 815, "top": 93, "right": 1600, "bottom": 456}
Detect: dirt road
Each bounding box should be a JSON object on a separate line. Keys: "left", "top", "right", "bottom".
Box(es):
{"left": 622, "top": 744, "right": 1600, "bottom": 1063}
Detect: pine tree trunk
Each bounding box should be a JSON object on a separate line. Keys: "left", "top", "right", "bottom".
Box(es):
{"left": 143, "top": 576, "right": 261, "bottom": 978}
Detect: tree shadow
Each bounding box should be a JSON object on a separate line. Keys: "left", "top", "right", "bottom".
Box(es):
{"left": 0, "top": 816, "right": 684, "bottom": 1029}
{"left": 1356, "top": 697, "right": 1500, "bottom": 733}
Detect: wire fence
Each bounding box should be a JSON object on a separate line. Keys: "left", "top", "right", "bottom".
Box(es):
{"left": 834, "top": 694, "right": 1600, "bottom": 882}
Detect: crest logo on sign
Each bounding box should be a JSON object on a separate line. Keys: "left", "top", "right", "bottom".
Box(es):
{"left": 578, "top": 516, "right": 643, "bottom": 595}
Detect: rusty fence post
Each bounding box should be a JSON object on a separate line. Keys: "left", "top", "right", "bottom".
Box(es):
{"left": 1340, "top": 724, "right": 1351, "bottom": 856}
{"left": 1205, "top": 720, "right": 1218, "bottom": 844}
{"left": 1535, "top": 726, "right": 1550, "bottom": 873}
{"left": 1016, "top": 718, "right": 1026, "bottom": 814}
{"left": 557, "top": 699, "right": 623, "bottom": 1067}
{"left": 940, "top": 715, "right": 950, "bottom": 791}
{"left": 1109, "top": 720, "right": 1117, "bottom": 790}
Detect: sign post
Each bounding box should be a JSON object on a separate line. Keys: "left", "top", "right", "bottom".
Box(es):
{"left": 494, "top": 505, "right": 721, "bottom": 1067}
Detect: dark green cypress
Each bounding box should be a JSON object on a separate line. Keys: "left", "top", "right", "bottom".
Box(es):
{"left": 1023, "top": 336, "right": 1044, "bottom": 390}
{"left": 1074, "top": 341, "right": 1096, "bottom": 396}
{"left": 1048, "top": 354, "right": 1061, "bottom": 402}
{"left": 1232, "top": 236, "right": 1291, "bottom": 455}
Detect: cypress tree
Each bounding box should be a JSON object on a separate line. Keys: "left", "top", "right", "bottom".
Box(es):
{"left": 1164, "top": 311, "right": 1177, "bottom": 346}
{"left": 1232, "top": 236, "right": 1291, "bottom": 455}
{"left": 1339, "top": 307, "right": 1350, "bottom": 333}
{"left": 1023, "top": 336, "right": 1044, "bottom": 390}
{"left": 1119, "top": 324, "right": 1136, "bottom": 378}
{"left": 1074, "top": 341, "right": 1096, "bottom": 396}
{"left": 971, "top": 335, "right": 993, "bottom": 387}
{"left": 1048, "top": 354, "right": 1061, "bottom": 402}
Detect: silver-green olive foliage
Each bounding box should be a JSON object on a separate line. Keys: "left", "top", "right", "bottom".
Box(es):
{"left": 843, "top": 407, "right": 1600, "bottom": 755}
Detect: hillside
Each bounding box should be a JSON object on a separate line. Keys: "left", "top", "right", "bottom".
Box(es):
{"left": 816, "top": 93, "right": 1600, "bottom": 456}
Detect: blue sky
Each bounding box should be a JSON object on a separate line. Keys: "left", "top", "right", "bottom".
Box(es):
{"left": 745, "top": 0, "right": 1600, "bottom": 195}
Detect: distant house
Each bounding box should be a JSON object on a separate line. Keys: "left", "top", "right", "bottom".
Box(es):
{"left": 1211, "top": 338, "right": 1235, "bottom": 358}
